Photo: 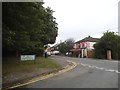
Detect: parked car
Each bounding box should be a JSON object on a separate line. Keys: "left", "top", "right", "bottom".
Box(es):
{"left": 51, "top": 51, "right": 60, "bottom": 55}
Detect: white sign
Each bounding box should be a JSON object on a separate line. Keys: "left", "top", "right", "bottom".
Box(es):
{"left": 21, "top": 55, "right": 35, "bottom": 61}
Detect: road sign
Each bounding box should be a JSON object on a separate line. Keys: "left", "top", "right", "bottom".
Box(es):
{"left": 21, "top": 55, "right": 35, "bottom": 61}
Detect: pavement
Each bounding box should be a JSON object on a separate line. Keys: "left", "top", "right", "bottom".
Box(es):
{"left": 3, "top": 55, "right": 77, "bottom": 89}
{"left": 21, "top": 56, "right": 119, "bottom": 88}
{"left": 3, "top": 56, "right": 119, "bottom": 89}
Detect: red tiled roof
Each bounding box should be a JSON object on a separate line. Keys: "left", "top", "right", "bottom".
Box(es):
{"left": 76, "top": 36, "right": 99, "bottom": 43}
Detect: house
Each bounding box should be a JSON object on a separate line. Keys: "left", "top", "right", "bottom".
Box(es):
{"left": 47, "top": 44, "right": 60, "bottom": 55}
{"left": 70, "top": 36, "right": 99, "bottom": 58}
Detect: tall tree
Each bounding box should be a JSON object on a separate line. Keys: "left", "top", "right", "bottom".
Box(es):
{"left": 2, "top": 2, "right": 58, "bottom": 57}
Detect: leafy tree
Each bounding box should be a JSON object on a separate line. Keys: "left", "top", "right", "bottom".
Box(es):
{"left": 2, "top": 2, "right": 58, "bottom": 57}
{"left": 58, "top": 38, "right": 74, "bottom": 55}
{"left": 94, "top": 31, "right": 120, "bottom": 60}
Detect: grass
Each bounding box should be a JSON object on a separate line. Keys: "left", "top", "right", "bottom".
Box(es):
{"left": 3, "top": 57, "right": 60, "bottom": 76}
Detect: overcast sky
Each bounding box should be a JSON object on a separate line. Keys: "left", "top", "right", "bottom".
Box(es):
{"left": 43, "top": 0, "right": 120, "bottom": 44}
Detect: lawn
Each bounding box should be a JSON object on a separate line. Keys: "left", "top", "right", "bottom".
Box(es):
{"left": 2, "top": 57, "right": 60, "bottom": 76}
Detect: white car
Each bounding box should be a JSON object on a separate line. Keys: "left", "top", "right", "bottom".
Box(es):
{"left": 52, "top": 51, "right": 60, "bottom": 55}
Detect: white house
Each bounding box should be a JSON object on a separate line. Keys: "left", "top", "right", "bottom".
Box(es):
{"left": 70, "top": 36, "right": 99, "bottom": 58}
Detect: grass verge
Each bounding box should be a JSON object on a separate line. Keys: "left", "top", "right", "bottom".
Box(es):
{"left": 3, "top": 57, "right": 60, "bottom": 76}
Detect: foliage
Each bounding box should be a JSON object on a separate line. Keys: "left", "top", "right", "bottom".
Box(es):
{"left": 94, "top": 31, "right": 120, "bottom": 60}
{"left": 2, "top": 2, "right": 58, "bottom": 57}
{"left": 58, "top": 38, "right": 74, "bottom": 55}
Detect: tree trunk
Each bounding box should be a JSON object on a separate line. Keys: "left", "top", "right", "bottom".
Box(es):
{"left": 16, "top": 50, "right": 19, "bottom": 57}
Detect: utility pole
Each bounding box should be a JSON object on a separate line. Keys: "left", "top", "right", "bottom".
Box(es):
{"left": 118, "top": 1, "right": 120, "bottom": 36}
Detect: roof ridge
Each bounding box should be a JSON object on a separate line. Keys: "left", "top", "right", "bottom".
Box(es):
{"left": 76, "top": 36, "right": 99, "bottom": 43}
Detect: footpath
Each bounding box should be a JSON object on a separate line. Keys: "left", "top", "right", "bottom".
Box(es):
{"left": 2, "top": 55, "right": 77, "bottom": 89}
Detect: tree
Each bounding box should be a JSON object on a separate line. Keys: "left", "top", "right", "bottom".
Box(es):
{"left": 2, "top": 2, "right": 58, "bottom": 57}
{"left": 94, "top": 31, "right": 120, "bottom": 60}
{"left": 58, "top": 38, "right": 74, "bottom": 55}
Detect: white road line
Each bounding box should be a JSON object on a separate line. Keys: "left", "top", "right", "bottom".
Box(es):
{"left": 101, "top": 60, "right": 119, "bottom": 63}
{"left": 79, "top": 63, "right": 120, "bottom": 74}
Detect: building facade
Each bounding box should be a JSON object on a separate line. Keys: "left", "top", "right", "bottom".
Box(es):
{"left": 70, "top": 36, "right": 99, "bottom": 58}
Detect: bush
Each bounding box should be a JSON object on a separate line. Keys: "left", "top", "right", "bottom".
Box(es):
{"left": 94, "top": 31, "right": 120, "bottom": 60}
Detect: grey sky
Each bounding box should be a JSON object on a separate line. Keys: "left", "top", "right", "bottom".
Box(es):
{"left": 43, "top": 0, "right": 119, "bottom": 44}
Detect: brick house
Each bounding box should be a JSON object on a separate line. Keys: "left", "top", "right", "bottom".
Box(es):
{"left": 70, "top": 36, "right": 99, "bottom": 58}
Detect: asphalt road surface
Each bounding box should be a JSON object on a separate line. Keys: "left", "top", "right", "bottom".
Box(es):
{"left": 21, "top": 56, "right": 119, "bottom": 88}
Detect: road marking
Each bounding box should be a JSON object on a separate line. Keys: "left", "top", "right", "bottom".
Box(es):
{"left": 7, "top": 60, "right": 77, "bottom": 89}
{"left": 101, "top": 60, "right": 119, "bottom": 63}
{"left": 80, "top": 63, "right": 120, "bottom": 74}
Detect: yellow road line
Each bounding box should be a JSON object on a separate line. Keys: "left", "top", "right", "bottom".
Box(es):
{"left": 7, "top": 61, "right": 77, "bottom": 89}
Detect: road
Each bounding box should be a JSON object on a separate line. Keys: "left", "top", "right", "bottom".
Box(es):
{"left": 21, "top": 56, "right": 119, "bottom": 88}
